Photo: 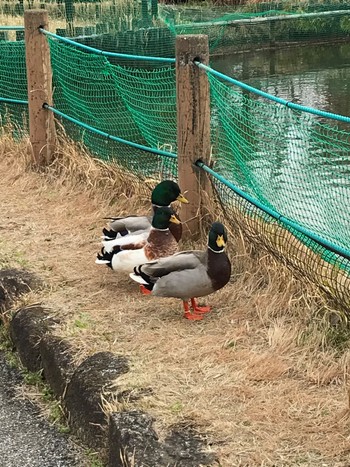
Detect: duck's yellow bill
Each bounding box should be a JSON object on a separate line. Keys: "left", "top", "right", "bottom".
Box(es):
{"left": 170, "top": 215, "right": 181, "bottom": 225}
{"left": 177, "top": 193, "right": 189, "bottom": 204}
{"left": 216, "top": 234, "right": 226, "bottom": 248}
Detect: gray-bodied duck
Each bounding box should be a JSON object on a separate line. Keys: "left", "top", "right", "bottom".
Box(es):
{"left": 102, "top": 180, "right": 188, "bottom": 253}
{"left": 129, "top": 222, "right": 231, "bottom": 320}
{"left": 96, "top": 206, "right": 181, "bottom": 274}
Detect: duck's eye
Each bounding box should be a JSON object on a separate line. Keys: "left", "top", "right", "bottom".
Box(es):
{"left": 216, "top": 234, "right": 225, "bottom": 247}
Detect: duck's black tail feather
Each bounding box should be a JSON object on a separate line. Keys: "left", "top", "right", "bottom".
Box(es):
{"left": 95, "top": 248, "right": 114, "bottom": 269}
{"left": 133, "top": 265, "right": 154, "bottom": 291}
{"left": 102, "top": 227, "right": 117, "bottom": 239}
{"left": 102, "top": 227, "right": 128, "bottom": 240}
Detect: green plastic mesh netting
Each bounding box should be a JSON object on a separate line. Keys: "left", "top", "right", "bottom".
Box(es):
{"left": 0, "top": 40, "right": 27, "bottom": 131}
{"left": 49, "top": 38, "right": 178, "bottom": 180}
{"left": 160, "top": 2, "right": 350, "bottom": 55}
{"left": 209, "top": 73, "right": 350, "bottom": 251}
{"left": 207, "top": 72, "right": 350, "bottom": 304}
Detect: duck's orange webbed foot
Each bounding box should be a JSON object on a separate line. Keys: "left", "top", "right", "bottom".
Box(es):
{"left": 140, "top": 285, "right": 152, "bottom": 295}
{"left": 183, "top": 301, "right": 204, "bottom": 320}
{"left": 183, "top": 312, "right": 204, "bottom": 320}
{"left": 190, "top": 298, "right": 211, "bottom": 314}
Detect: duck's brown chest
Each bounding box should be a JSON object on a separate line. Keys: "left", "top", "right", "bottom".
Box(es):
{"left": 145, "top": 230, "right": 178, "bottom": 261}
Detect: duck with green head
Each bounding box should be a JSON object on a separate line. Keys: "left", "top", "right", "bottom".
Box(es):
{"left": 102, "top": 180, "right": 188, "bottom": 251}
{"left": 96, "top": 206, "right": 181, "bottom": 274}
{"left": 130, "top": 222, "right": 231, "bottom": 320}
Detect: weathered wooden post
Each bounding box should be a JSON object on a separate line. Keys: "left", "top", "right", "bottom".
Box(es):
{"left": 176, "top": 35, "right": 211, "bottom": 239}
{"left": 151, "top": 0, "right": 158, "bottom": 18}
{"left": 269, "top": 19, "right": 276, "bottom": 48}
{"left": 64, "top": 0, "right": 74, "bottom": 36}
{"left": 141, "top": 0, "right": 148, "bottom": 23}
{"left": 19, "top": 0, "right": 24, "bottom": 15}
{"left": 24, "top": 10, "right": 56, "bottom": 165}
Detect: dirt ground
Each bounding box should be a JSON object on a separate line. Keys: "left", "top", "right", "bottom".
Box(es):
{"left": 1, "top": 138, "right": 350, "bottom": 467}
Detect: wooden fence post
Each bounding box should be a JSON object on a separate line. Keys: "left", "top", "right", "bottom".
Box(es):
{"left": 64, "top": 0, "right": 74, "bottom": 35}
{"left": 24, "top": 10, "right": 56, "bottom": 165}
{"left": 151, "top": 0, "right": 158, "bottom": 18}
{"left": 176, "top": 35, "right": 211, "bottom": 239}
{"left": 141, "top": 0, "right": 148, "bottom": 23}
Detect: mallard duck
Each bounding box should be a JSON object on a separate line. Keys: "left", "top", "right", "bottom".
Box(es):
{"left": 102, "top": 180, "right": 188, "bottom": 242}
{"left": 129, "top": 222, "right": 231, "bottom": 320}
{"left": 95, "top": 206, "right": 181, "bottom": 274}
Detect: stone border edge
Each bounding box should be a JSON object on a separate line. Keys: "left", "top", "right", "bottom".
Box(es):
{"left": 6, "top": 304, "right": 217, "bottom": 467}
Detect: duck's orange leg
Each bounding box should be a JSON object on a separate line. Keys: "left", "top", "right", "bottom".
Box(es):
{"left": 140, "top": 285, "right": 152, "bottom": 295}
{"left": 190, "top": 298, "right": 211, "bottom": 314}
{"left": 183, "top": 301, "right": 203, "bottom": 320}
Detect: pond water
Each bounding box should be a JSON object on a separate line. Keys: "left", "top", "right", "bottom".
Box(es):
{"left": 209, "top": 42, "right": 350, "bottom": 251}
{"left": 211, "top": 42, "right": 350, "bottom": 117}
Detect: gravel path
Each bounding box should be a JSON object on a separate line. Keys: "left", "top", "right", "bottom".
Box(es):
{"left": 0, "top": 350, "right": 89, "bottom": 467}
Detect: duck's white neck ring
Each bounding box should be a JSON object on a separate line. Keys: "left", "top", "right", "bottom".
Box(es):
{"left": 152, "top": 203, "right": 170, "bottom": 208}
{"left": 151, "top": 227, "right": 170, "bottom": 232}
{"left": 208, "top": 246, "right": 225, "bottom": 253}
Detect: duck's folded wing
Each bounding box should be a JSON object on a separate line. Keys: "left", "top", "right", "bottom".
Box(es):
{"left": 102, "top": 232, "right": 148, "bottom": 253}
{"left": 140, "top": 250, "right": 206, "bottom": 277}
{"left": 108, "top": 216, "right": 152, "bottom": 234}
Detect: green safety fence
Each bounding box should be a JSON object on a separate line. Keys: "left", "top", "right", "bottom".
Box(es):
{"left": 1, "top": 9, "right": 350, "bottom": 307}
{"left": 0, "top": 39, "right": 27, "bottom": 131}
{"left": 161, "top": 4, "right": 350, "bottom": 55}
{"left": 200, "top": 160, "right": 350, "bottom": 308}
{"left": 202, "top": 64, "right": 350, "bottom": 254}
{"left": 47, "top": 35, "right": 178, "bottom": 180}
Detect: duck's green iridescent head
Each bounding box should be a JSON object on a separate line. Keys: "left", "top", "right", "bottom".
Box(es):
{"left": 152, "top": 206, "right": 181, "bottom": 230}
{"left": 208, "top": 222, "right": 228, "bottom": 252}
{"left": 151, "top": 180, "right": 188, "bottom": 206}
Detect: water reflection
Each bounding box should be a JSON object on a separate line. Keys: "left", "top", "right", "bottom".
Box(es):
{"left": 210, "top": 43, "right": 350, "bottom": 250}
{"left": 211, "top": 42, "right": 350, "bottom": 116}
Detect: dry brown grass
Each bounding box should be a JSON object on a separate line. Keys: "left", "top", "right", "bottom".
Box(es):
{"left": 2, "top": 129, "right": 350, "bottom": 466}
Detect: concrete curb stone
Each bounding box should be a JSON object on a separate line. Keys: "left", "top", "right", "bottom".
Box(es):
{"left": 1, "top": 269, "right": 217, "bottom": 466}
